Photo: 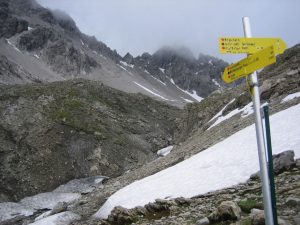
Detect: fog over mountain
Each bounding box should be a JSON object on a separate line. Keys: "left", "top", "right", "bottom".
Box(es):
{"left": 37, "top": 0, "right": 300, "bottom": 63}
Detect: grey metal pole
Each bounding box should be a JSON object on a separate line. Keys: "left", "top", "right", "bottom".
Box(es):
{"left": 242, "top": 17, "right": 274, "bottom": 225}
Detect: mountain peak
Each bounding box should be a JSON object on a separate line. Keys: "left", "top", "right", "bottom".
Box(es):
{"left": 154, "top": 45, "right": 196, "bottom": 62}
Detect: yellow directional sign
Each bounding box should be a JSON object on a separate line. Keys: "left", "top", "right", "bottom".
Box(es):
{"left": 222, "top": 45, "right": 276, "bottom": 83}
{"left": 220, "top": 37, "right": 287, "bottom": 54}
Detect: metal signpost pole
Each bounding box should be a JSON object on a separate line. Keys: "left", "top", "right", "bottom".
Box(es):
{"left": 242, "top": 17, "right": 274, "bottom": 225}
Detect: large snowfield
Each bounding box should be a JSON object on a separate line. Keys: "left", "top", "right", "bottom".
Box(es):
{"left": 95, "top": 103, "right": 300, "bottom": 218}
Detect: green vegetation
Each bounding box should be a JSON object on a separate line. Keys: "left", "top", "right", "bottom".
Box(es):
{"left": 238, "top": 199, "right": 262, "bottom": 213}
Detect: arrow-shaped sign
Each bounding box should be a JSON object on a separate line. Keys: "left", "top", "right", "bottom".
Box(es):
{"left": 220, "top": 37, "right": 287, "bottom": 54}
{"left": 222, "top": 45, "right": 276, "bottom": 83}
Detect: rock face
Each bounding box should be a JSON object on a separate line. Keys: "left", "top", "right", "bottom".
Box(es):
{"left": 0, "top": 80, "right": 180, "bottom": 202}
{"left": 128, "top": 46, "right": 229, "bottom": 98}
{"left": 0, "top": 0, "right": 29, "bottom": 38}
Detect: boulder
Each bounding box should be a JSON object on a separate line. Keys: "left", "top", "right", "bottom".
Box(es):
{"left": 273, "top": 150, "right": 295, "bottom": 174}
{"left": 208, "top": 201, "right": 241, "bottom": 222}
{"left": 250, "top": 209, "right": 265, "bottom": 225}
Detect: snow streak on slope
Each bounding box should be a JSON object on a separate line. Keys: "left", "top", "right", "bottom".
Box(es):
{"left": 170, "top": 78, "right": 203, "bottom": 102}
{"left": 133, "top": 82, "right": 169, "bottom": 101}
{"left": 281, "top": 92, "right": 300, "bottom": 103}
{"left": 95, "top": 104, "right": 300, "bottom": 219}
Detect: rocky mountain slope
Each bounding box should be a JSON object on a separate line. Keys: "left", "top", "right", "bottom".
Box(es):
{"left": 0, "top": 0, "right": 228, "bottom": 107}
{"left": 0, "top": 41, "right": 299, "bottom": 224}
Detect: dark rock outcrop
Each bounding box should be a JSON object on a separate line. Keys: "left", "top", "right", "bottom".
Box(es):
{"left": 0, "top": 0, "right": 28, "bottom": 38}
{"left": 44, "top": 39, "right": 98, "bottom": 76}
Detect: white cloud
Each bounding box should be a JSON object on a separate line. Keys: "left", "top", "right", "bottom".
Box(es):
{"left": 37, "top": 0, "right": 300, "bottom": 63}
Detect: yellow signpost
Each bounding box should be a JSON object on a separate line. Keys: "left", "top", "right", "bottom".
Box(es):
{"left": 219, "top": 37, "right": 287, "bottom": 54}
{"left": 222, "top": 45, "right": 276, "bottom": 83}
{"left": 220, "top": 17, "right": 288, "bottom": 225}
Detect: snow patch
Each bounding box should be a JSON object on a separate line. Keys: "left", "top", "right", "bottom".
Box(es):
{"left": 208, "top": 99, "right": 236, "bottom": 123}
{"left": 187, "top": 90, "right": 204, "bottom": 102}
{"left": 20, "top": 192, "right": 81, "bottom": 210}
{"left": 212, "top": 79, "right": 221, "bottom": 88}
{"left": 0, "top": 202, "right": 35, "bottom": 221}
{"left": 181, "top": 97, "right": 193, "bottom": 103}
{"left": 133, "top": 82, "right": 169, "bottom": 101}
{"left": 157, "top": 146, "right": 173, "bottom": 157}
{"left": 95, "top": 103, "right": 300, "bottom": 219}
{"left": 144, "top": 70, "right": 150, "bottom": 74}
{"left": 28, "top": 26, "right": 33, "bottom": 30}
{"left": 80, "top": 39, "right": 84, "bottom": 46}
{"left": 208, "top": 101, "right": 256, "bottom": 130}
{"left": 53, "top": 176, "right": 107, "bottom": 194}
{"left": 170, "top": 78, "right": 175, "bottom": 85}
{"left": 29, "top": 212, "right": 80, "bottom": 225}
{"left": 281, "top": 92, "right": 300, "bottom": 103}
{"left": 34, "top": 54, "right": 40, "bottom": 59}
{"left": 120, "top": 61, "right": 134, "bottom": 68}
{"left": 209, "top": 59, "right": 213, "bottom": 65}
{"left": 159, "top": 68, "right": 165, "bottom": 73}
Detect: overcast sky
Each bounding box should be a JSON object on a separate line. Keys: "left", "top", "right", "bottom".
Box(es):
{"left": 37, "top": 0, "right": 300, "bottom": 63}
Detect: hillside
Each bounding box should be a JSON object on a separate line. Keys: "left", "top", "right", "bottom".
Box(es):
{"left": 0, "top": 0, "right": 228, "bottom": 108}
{"left": 0, "top": 79, "right": 181, "bottom": 202}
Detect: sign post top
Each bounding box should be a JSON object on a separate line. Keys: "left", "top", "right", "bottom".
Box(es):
{"left": 219, "top": 37, "right": 287, "bottom": 55}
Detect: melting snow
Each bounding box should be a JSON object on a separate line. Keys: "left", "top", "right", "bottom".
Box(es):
{"left": 0, "top": 202, "right": 35, "bottom": 221}
{"left": 0, "top": 193, "right": 80, "bottom": 222}
{"left": 281, "top": 92, "right": 300, "bottom": 103}
{"left": 95, "top": 103, "right": 300, "bottom": 218}
{"left": 133, "top": 82, "right": 169, "bottom": 101}
{"left": 157, "top": 146, "right": 174, "bottom": 157}
{"left": 29, "top": 212, "right": 80, "bottom": 225}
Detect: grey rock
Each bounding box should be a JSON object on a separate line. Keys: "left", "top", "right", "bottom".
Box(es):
{"left": 209, "top": 201, "right": 241, "bottom": 222}
{"left": 285, "top": 197, "right": 300, "bottom": 207}
{"left": 278, "top": 217, "right": 292, "bottom": 225}
{"left": 250, "top": 209, "right": 265, "bottom": 225}
{"left": 197, "top": 217, "right": 210, "bottom": 225}
{"left": 273, "top": 150, "right": 295, "bottom": 174}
